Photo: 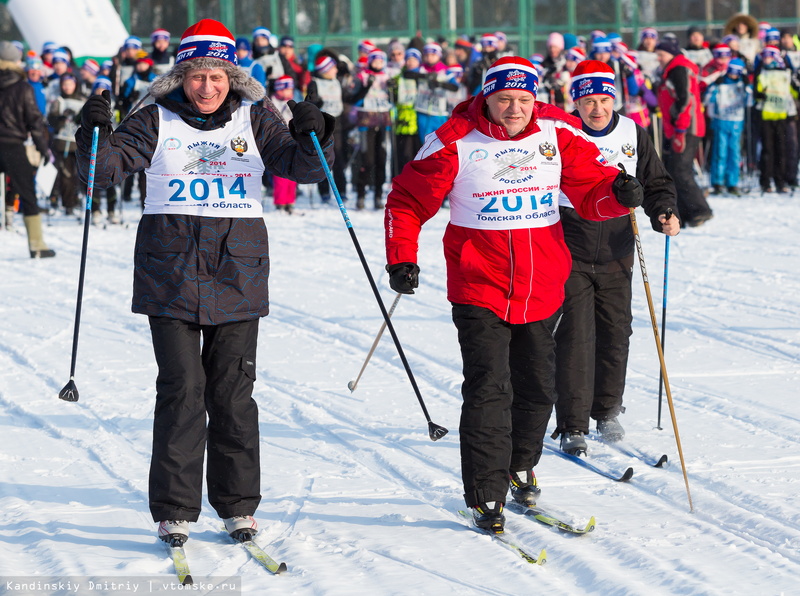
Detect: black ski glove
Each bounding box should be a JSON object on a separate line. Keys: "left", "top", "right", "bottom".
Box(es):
{"left": 80, "top": 89, "right": 113, "bottom": 142}
{"left": 305, "top": 80, "right": 323, "bottom": 108}
{"left": 386, "top": 263, "right": 420, "bottom": 295}
{"left": 612, "top": 167, "right": 644, "bottom": 208}
{"left": 287, "top": 100, "right": 326, "bottom": 137}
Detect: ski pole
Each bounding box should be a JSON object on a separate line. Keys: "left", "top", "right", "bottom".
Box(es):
{"left": 656, "top": 208, "right": 673, "bottom": 430}
{"left": 630, "top": 207, "right": 694, "bottom": 512}
{"left": 59, "top": 126, "right": 100, "bottom": 403}
{"left": 308, "top": 129, "right": 448, "bottom": 442}
{"left": 348, "top": 293, "right": 402, "bottom": 393}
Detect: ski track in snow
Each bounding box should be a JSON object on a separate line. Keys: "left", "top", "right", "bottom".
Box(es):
{"left": 1, "top": 195, "right": 799, "bottom": 594}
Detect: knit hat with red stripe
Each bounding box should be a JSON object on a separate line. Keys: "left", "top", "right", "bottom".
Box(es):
{"left": 176, "top": 19, "right": 237, "bottom": 66}
{"left": 149, "top": 18, "right": 265, "bottom": 103}
{"left": 570, "top": 59, "right": 616, "bottom": 100}
{"left": 315, "top": 55, "right": 337, "bottom": 74}
{"left": 482, "top": 56, "right": 539, "bottom": 98}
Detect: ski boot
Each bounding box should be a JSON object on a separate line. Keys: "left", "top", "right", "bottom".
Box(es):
{"left": 509, "top": 470, "right": 541, "bottom": 507}
{"left": 472, "top": 502, "right": 504, "bottom": 534}
{"left": 560, "top": 430, "right": 588, "bottom": 455}
{"left": 224, "top": 515, "right": 258, "bottom": 542}
{"left": 158, "top": 520, "right": 190, "bottom": 547}
{"left": 597, "top": 417, "right": 625, "bottom": 442}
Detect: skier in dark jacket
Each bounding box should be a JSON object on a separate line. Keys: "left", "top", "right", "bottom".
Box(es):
{"left": 75, "top": 19, "right": 334, "bottom": 546}
{"left": 553, "top": 60, "right": 680, "bottom": 454}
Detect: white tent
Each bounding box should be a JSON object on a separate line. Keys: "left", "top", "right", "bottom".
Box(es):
{"left": 7, "top": 0, "right": 128, "bottom": 59}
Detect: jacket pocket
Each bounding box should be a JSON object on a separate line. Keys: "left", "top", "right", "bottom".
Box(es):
{"left": 215, "top": 237, "right": 270, "bottom": 316}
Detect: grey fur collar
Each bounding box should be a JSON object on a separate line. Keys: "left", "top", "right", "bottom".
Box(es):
{"left": 149, "top": 58, "right": 265, "bottom": 102}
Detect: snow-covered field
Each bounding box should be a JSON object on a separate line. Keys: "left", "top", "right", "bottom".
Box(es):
{"left": 1, "top": 189, "right": 799, "bottom": 595}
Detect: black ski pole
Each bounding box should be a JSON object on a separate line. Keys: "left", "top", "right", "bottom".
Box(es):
{"left": 59, "top": 126, "right": 100, "bottom": 402}
{"left": 308, "top": 128, "right": 448, "bottom": 441}
{"left": 656, "top": 208, "right": 673, "bottom": 430}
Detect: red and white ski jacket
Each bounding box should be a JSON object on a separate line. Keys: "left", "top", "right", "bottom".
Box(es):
{"left": 385, "top": 94, "right": 629, "bottom": 324}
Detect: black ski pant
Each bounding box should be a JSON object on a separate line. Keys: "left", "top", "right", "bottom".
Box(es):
{"left": 663, "top": 133, "right": 712, "bottom": 224}
{"left": 760, "top": 118, "right": 787, "bottom": 190}
{"left": 452, "top": 304, "right": 560, "bottom": 508}
{"left": 0, "top": 142, "right": 40, "bottom": 216}
{"left": 148, "top": 316, "right": 262, "bottom": 522}
{"left": 554, "top": 264, "right": 633, "bottom": 435}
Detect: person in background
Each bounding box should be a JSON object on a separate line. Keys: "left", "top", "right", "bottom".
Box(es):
{"left": 235, "top": 38, "right": 267, "bottom": 95}
{"left": 308, "top": 52, "right": 347, "bottom": 203}
{"left": 150, "top": 29, "right": 174, "bottom": 76}
{"left": 74, "top": 19, "right": 333, "bottom": 546}
{"left": 269, "top": 75, "right": 299, "bottom": 214}
{"left": 636, "top": 27, "right": 660, "bottom": 80}
{"left": 252, "top": 27, "right": 284, "bottom": 87}
{"left": 655, "top": 37, "right": 713, "bottom": 227}
{"left": 704, "top": 58, "right": 752, "bottom": 196}
{"left": 0, "top": 41, "right": 54, "bottom": 256}
{"left": 25, "top": 56, "right": 48, "bottom": 116}
{"left": 47, "top": 72, "right": 85, "bottom": 217}
{"left": 553, "top": 60, "right": 679, "bottom": 454}
{"left": 383, "top": 56, "right": 643, "bottom": 534}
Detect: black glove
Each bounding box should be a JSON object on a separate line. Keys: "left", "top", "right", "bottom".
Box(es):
{"left": 287, "top": 100, "right": 326, "bottom": 137}
{"left": 427, "top": 72, "right": 439, "bottom": 89}
{"left": 305, "top": 80, "right": 323, "bottom": 108}
{"left": 612, "top": 167, "right": 644, "bottom": 208}
{"left": 82, "top": 90, "right": 113, "bottom": 133}
{"left": 386, "top": 263, "right": 420, "bottom": 295}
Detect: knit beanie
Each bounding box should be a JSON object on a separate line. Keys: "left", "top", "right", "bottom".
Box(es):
{"left": 482, "top": 56, "right": 539, "bottom": 98}
{"left": 315, "top": 55, "right": 337, "bottom": 74}
{"left": 149, "top": 19, "right": 265, "bottom": 102}
{"left": 151, "top": 29, "right": 171, "bottom": 43}
{"left": 0, "top": 41, "right": 22, "bottom": 63}
{"left": 570, "top": 59, "right": 616, "bottom": 101}
{"left": 655, "top": 38, "right": 681, "bottom": 56}
{"left": 273, "top": 75, "right": 294, "bottom": 91}
{"left": 727, "top": 58, "right": 746, "bottom": 76}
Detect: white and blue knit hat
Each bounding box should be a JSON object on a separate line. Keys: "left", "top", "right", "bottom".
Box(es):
{"left": 176, "top": 19, "right": 237, "bottom": 65}
{"left": 570, "top": 59, "right": 616, "bottom": 101}
{"left": 482, "top": 56, "right": 539, "bottom": 98}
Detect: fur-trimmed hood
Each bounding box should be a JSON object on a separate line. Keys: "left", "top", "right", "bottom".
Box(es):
{"left": 149, "top": 57, "right": 265, "bottom": 102}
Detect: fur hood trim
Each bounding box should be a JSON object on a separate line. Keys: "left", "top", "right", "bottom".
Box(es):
{"left": 149, "top": 58, "right": 265, "bottom": 102}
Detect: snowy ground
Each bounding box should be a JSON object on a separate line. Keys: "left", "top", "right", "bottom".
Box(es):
{"left": 1, "top": 188, "right": 799, "bottom": 596}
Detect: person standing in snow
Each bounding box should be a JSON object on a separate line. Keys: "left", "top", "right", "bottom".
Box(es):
{"left": 74, "top": 19, "right": 334, "bottom": 546}
{"left": 0, "top": 41, "right": 54, "bottom": 256}
{"left": 552, "top": 60, "right": 679, "bottom": 455}
{"left": 383, "top": 56, "right": 644, "bottom": 534}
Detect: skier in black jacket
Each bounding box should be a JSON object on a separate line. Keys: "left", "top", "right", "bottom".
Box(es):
{"left": 552, "top": 60, "right": 680, "bottom": 454}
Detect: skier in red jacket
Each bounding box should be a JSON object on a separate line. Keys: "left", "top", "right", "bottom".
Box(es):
{"left": 384, "top": 56, "right": 644, "bottom": 533}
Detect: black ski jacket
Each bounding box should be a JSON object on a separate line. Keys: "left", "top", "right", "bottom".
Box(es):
{"left": 560, "top": 111, "right": 677, "bottom": 271}
{"left": 0, "top": 65, "right": 49, "bottom": 155}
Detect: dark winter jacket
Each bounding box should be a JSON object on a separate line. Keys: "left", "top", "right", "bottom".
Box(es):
{"left": 560, "top": 112, "right": 677, "bottom": 270}
{"left": 75, "top": 90, "right": 334, "bottom": 325}
{"left": 0, "top": 63, "right": 49, "bottom": 155}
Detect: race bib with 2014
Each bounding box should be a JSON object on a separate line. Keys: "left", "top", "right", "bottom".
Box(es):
{"left": 145, "top": 104, "right": 266, "bottom": 218}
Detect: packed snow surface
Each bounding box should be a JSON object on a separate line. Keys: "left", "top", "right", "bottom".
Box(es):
{"left": 1, "top": 191, "right": 798, "bottom": 595}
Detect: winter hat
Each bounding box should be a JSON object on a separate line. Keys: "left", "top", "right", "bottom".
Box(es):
{"left": 640, "top": 27, "right": 658, "bottom": 41}
{"left": 687, "top": 26, "right": 702, "bottom": 38}
{"left": 52, "top": 50, "right": 70, "bottom": 65}
{"left": 101, "top": 60, "right": 114, "bottom": 72}
{"left": 722, "top": 34, "right": 739, "bottom": 46}
{"left": 481, "top": 33, "right": 499, "bottom": 50}
{"left": 388, "top": 41, "right": 405, "bottom": 55}
{"left": 123, "top": 36, "right": 143, "bottom": 50}
{"left": 590, "top": 30, "right": 607, "bottom": 42}
{"left": 0, "top": 41, "right": 22, "bottom": 63}
{"left": 564, "top": 33, "right": 578, "bottom": 51}
{"left": 81, "top": 58, "right": 100, "bottom": 75}
{"left": 368, "top": 49, "right": 387, "bottom": 64}
{"left": 495, "top": 31, "right": 508, "bottom": 44}
{"left": 92, "top": 77, "right": 113, "bottom": 93}
{"left": 175, "top": 19, "right": 237, "bottom": 65}
{"left": 151, "top": 29, "right": 171, "bottom": 43}
{"left": 149, "top": 19, "right": 265, "bottom": 103}
{"left": 25, "top": 56, "right": 43, "bottom": 71}
{"left": 482, "top": 56, "right": 539, "bottom": 98}
{"left": 591, "top": 37, "right": 612, "bottom": 54}
{"left": 762, "top": 45, "right": 782, "bottom": 62}
{"left": 279, "top": 36, "right": 294, "bottom": 48}
{"left": 423, "top": 43, "right": 442, "bottom": 56}
{"left": 236, "top": 37, "right": 251, "bottom": 52}
{"left": 273, "top": 74, "right": 294, "bottom": 91}
{"left": 314, "top": 54, "right": 337, "bottom": 74}
{"left": 765, "top": 28, "right": 781, "bottom": 44}
{"left": 252, "top": 27, "right": 271, "bottom": 40}
{"left": 455, "top": 38, "right": 473, "bottom": 51}
{"left": 758, "top": 22, "right": 771, "bottom": 40}
{"left": 606, "top": 32, "right": 623, "bottom": 45}
{"left": 404, "top": 48, "right": 422, "bottom": 62}
{"left": 613, "top": 41, "right": 629, "bottom": 54}
{"left": 41, "top": 41, "right": 58, "bottom": 55}
{"left": 656, "top": 38, "right": 681, "bottom": 56}
{"left": 566, "top": 46, "right": 586, "bottom": 63}
{"left": 529, "top": 53, "right": 544, "bottom": 65}
{"left": 547, "top": 32, "right": 565, "bottom": 50}
{"left": 727, "top": 58, "right": 746, "bottom": 76}
{"left": 712, "top": 44, "right": 732, "bottom": 59}
{"left": 137, "top": 56, "right": 154, "bottom": 68}
{"left": 358, "top": 40, "right": 377, "bottom": 55}
{"left": 570, "top": 59, "right": 616, "bottom": 101}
